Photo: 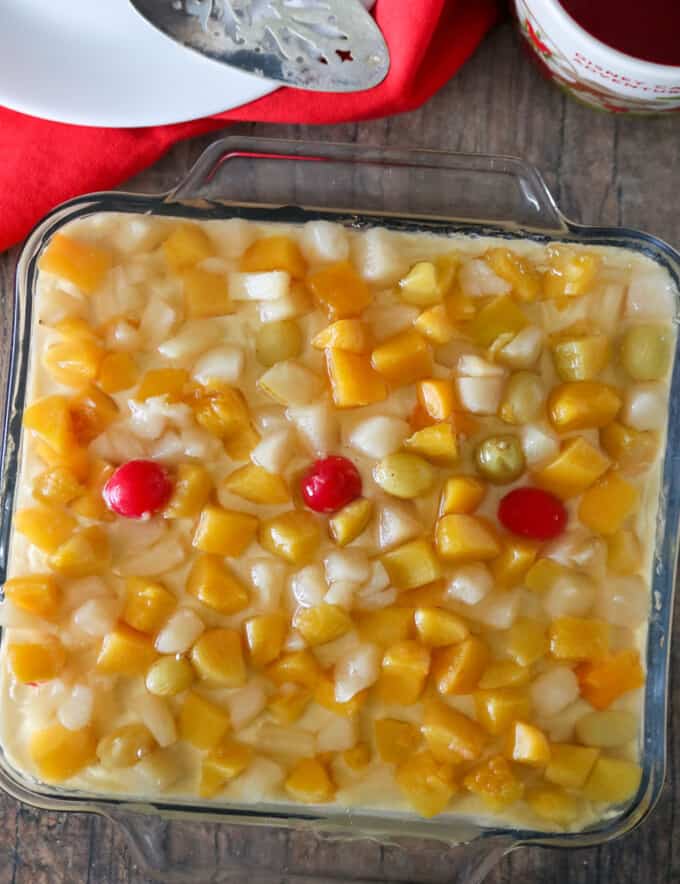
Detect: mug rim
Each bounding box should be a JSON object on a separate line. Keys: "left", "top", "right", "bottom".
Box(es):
{"left": 544, "top": 0, "right": 680, "bottom": 76}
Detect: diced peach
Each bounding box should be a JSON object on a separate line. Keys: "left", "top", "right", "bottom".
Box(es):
{"left": 431, "top": 636, "right": 489, "bottom": 696}
{"left": 422, "top": 700, "right": 487, "bottom": 762}
{"left": 374, "top": 718, "right": 421, "bottom": 763}
{"left": 183, "top": 267, "right": 232, "bottom": 318}
{"left": 39, "top": 233, "right": 112, "bottom": 294}
{"left": 474, "top": 688, "right": 531, "bottom": 735}
{"left": 404, "top": 423, "right": 458, "bottom": 464}
{"left": 241, "top": 236, "right": 306, "bottom": 277}
{"left": 485, "top": 248, "right": 542, "bottom": 302}
{"left": 123, "top": 577, "right": 176, "bottom": 634}
{"left": 371, "top": 329, "right": 432, "bottom": 386}
{"left": 381, "top": 539, "right": 442, "bottom": 590}
{"left": 526, "top": 559, "right": 568, "bottom": 595}
{"left": 379, "top": 640, "right": 430, "bottom": 704}
{"left": 545, "top": 744, "right": 599, "bottom": 789}
{"left": 285, "top": 758, "right": 335, "bottom": 803}
{"left": 23, "top": 395, "right": 77, "bottom": 455}
{"left": 506, "top": 721, "right": 551, "bottom": 766}
{"left": 578, "top": 471, "right": 639, "bottom": 535}
{"left": 469, "top": 295, "right": 528, "bottom": 348}
{"left": 259, "top": 511, "right": 320, "bottom": 565}
{"left": 29, "top": 724, "right": 97, "bottom": 782}
{"left": 266, "top": 651, "right": 322, "bottom": 688}
{"left": 223, "top": 463, "right": 289, "bottom": 505}
{"left": 192, "top": 628, "right": 246, "bottom": 687}
{"left": 505, "top": 619, "right": 548, "bottom": 666}
{"left": 312, "top": 319, "right": 371, "bottom": 353}
{"left": 329, "top": 498, "right": 373, "bottom": 547}
{"left": 223, "top": 423, "right": 260, "bottom": 461}
{"left": 325, "top": 349, "right": 388, "bottom": 408}
{"left": 600, "top": 421, "right": 658, "bottom": 473}
{"left": 136, "top": 368, "right": 189, "bottom": 402}
{"left": 490, "top": 539, "right": 540, "bottom": 588}
{"left": 186, "top": 555, "right": 249, "bottom": 615}
{"left": 69, "top": 385, "right": 119, "bottom": 445}
{"left": 4, "top": 575, "right": 60, "bottom": 619}
{"left": 164, "top": 464, "right": 213, "bottom": 519}
{"left": 268, "top": 686, "right": 312, "bottom": 724}
{"left": 293, "top": 604, "right": 353, "bottom": 647}
{"left": 398, "top": 259, "right": 456, "bottom": 307}
{"left": 163, "top": 224, "right": 214, "bottom": 271}
{"left": 34, "top": 439, "right": 90, "bottom": 483}
{"left": 342, "top": 743, "right": 371, "bottom": 771}
{"left": 194, "top": 385, "right": 252, "bottom": 438}
{"left": 435, "top": 514, "right": 500, "bottom": 563}
{"left": 96, "top": 624, "right": 157, "bottom": 676}
{"left": 49, "top": 526, "right": 110, "bottom": 578}
{"left": 583, "top": 756, "right": 642, "bottom": 803}
{"left": 478, "top": 660, "right": 530, "bottom": 690}
{"left": 606, "top": 530, "right": 643, "bottom": 575}
{"left": 70, "top": 460, "right": 115, "bottom": 522}
{"left": 314, "top": 677, "right": 366, "bottom": 718}
{"left": 526, "top": 785, "right": 581, "bottom": 825}
{"left": 532, "top": 437, "right": 611, "bottom": 499}
{"left": 414, "top": 304, "right": 457, "bottom": 344}
{"left": 396, "top": 582, "right": 447, "bottom": 609}
{"left": 15, "top": 505, "right": 76, "bottom": 553}
{"left": 396, "top": 751, "right": 456, "bottom": 818}
{"left": 192, "top": 505, "right": 258, "bottom": 556}
{"left": 98, "top": 351, "right": 137, "bottom": 394}
{"left": 439, "top": 476, "right": 486, "bottom": 515}
{"left": 9, "top": 637, "right": 66, "bottom": 683}
{"left": 43, "top": 338, "right": 103, "bottom": 388}
{"left": 414, "top": 608, "right": 469, "bottom": 648}
{"left": 357, "top": 607, "right": 414, "bottom": 646}
{"left": 576, "top": 650, "right": 644, "bottom": 710}
{"left": 245, "top": 613, "right": 287, "bottom": 667}
{"left": 417, "top": 379, "right": 456, "bottom": 421}
{"left": 307, "top": 261, "right": 371, "bottom": 319}
{"left": 549, "top": 617, "right": 609, "bottom": 662}
{"left": 544, "top": 247, "right": 599, "bottom": 299}
{"left": 178, "top": 691, "right": 231, "bottom": 750}
{"left": 32, "top": 466, "right": 83, "bottom": 506}
{"left": 199, "top": 739, "right": 253, "bottom": 798}
{"left": 463, "top": 754, "right": 524, "bottom": 810}
{"left": 548, "top": 382, "right": 621, "bottom": 433}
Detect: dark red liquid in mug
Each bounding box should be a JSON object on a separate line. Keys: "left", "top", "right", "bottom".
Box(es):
{"left": 559, "top": 0, "right": 680, "bottom": 66}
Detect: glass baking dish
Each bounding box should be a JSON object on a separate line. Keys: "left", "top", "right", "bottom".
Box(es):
{"left": 0, "top": 137, "right": 678, "bottom": 884}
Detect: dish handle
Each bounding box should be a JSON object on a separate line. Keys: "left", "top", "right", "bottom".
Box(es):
{"left": 106, "top": 805, "right": 518, "bottom": 884}
{"left": 166, "top": 136, "right": 568, "bottom": 233}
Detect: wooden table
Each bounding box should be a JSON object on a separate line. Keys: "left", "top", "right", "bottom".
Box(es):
{"left": 1, "top": 21, "right": 679, "bottom": 884}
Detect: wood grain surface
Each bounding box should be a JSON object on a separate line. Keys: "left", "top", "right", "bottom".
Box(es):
{"left": 1, "top": 21, "right": 679, "bottom": 884}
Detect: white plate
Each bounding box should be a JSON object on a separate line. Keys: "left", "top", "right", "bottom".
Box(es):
{"left": 0, "top": 0, "right": 278, "bottom": 127}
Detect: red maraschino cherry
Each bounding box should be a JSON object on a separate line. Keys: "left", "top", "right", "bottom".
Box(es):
{"left": 103, "top": 459, "right": 173, "bottom": 519}
{"left": 301, "top": 455, "right": 362, "bottom": 514}
{"left": 498, "top": 486, "right": 567, "bottom": 541}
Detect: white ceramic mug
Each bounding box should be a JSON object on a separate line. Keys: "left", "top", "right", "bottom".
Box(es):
{"left": 514, "top": 0, "right": 680, "bottom": 113}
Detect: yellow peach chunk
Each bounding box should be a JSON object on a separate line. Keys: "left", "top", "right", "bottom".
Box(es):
{"left": 183, "top": 267, "right": 232, "bottom": 318}
{"left": 325, "top": 349, "right": 388, "bottom": 408}
{"left": 439, "top": 476, "right": 486, "bottom": 515}
{"left": 414, "top": 608, "right": 469, "bottom": 648}
{"left": 474, "top": 688, "right": 531, "bottom": 735}
{"left": 414, "top": 304, "right": 457, "bottom": 344}
{"left": 191, "top": 629, "right": 246, "bottom": 687}
{"left": 293, "top": 604, "right": 353, "bottom": 647}
{"left": 548, "top": 382, "right": 621, "bottom": 433}
{"left": 32, "top": 466, "right": 84, "bottom": 506}
{"left": 395, "top": 751, "right": 457, "bottom": 818}
{"left": 29, "top": 724, "right": 97, "bottom": 782}
{"left": 48, "top": 526, "right": 110, "bottom": 578}
{"left": 96, "top": 624, "right": 157, "bottom": 676}
{"left": 379, "top": 640, "right": 430, "bottom": 704}
{"left": 39, "top": 233, "right": 112, "bottom": 294}
{"left": 259, "top": 511, "right": 320, "bottom": 565}
{"left": 164, "top": 464, "right": 213, "bottom": 519}
{"left": 583, "top": 757, "right": 642, "bottom": 804}
{"left": 381, "top": 539, "right": 442, "bottom": 590}
{"left": 9, "top": 637, "right": 66, "bottom": 683}
{"left": 432, "top": 636, "right": 489, "bottom": 696}
{"left": 123, "top": 578, "right": 177, "bottom": 634}
{"left": 241, "top": 236, "right": 306, "bottom": 277}
{"left": 357, "top": 607, "right": 414, "bottom": 646}
{"left": 435, "top": 514, "right": 500, "bottom": 563}
{"left": 23, "top": 395, "right": 77, "bottom": 456}
{"left": 179, "top": 691, "right": 231, "bottom": 750}
{"left": 577, "top": 471, "right": 639, "bottom": 535}
{"left": 15, "top": 505, "right": 77, "bottom": 553}
{"left": 136, "top": 368, "right": 189, "bottom": 402}
{"left": 245, "top": 613, "right": 287, "bottom": 667}
{"left": 329, "top": 498, "right": 373, "bottom": 547}
{"left": 422, "top": 700, "right": 487, "bottom": 762}
{"left": 307, "top": 261, "right": 371, "bottom": 319}
{"left": 485, "top": 248, "right": 542, "bottom": 302}
{"left": 4, "top": 575, "right": 61, "bottom": 620}
{"left": 266, "top": 651, "right": 322, "bottom": 688}
{"left": 284, "top": 758, "right": 335, "bottom": 803}
{"left": 404, "top": 423, "right": 458, "bottom": 464}
{"left": 199, "top": 739, "right": 253, "bottom": 798}
{"left": 374, "top": 718, "right": 421, "bottom": 764}
{"left": 43, "top": 338, "right": 103, "bottom": 389}
{"left": 505, "top": 721, "right": 551, "bottom": 766}
{"left": 532, "top": 437, "right": 611, "bottom": 500}
{"left": 163, "top": 224, "right": 214, "bottom": 271}
{"left": 192, "top": 505, "right": 258, "bottom": 556}
{"left": 490, "top": 538, "right": 540, "bottom": 588}
{"left": 549, "top": 617, "right": 609, "bottom": 662}
{"left": 463, "top": 754, "right": 524, "bottom": 810}
{"left": 186, "top": 556, "right": 249, "bottom": 615}
{"left": 371, "top": 329, "right": 432, "bottom": 386}
{"left": 98, "top": 351, "right": 137, "bottom": 394}
{"left": 223, "top": 463, "right": 289, "bottom": 505}
{"left": 545, "top": 744, "right": 599, "bottom": 789}
{"left": 311, "top": 319, "right": 371, "bottom": 353}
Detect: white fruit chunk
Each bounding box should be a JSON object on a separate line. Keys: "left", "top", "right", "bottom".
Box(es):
{"left": 229, "top": 270, "right": 290, "bottom": 301}
{"left": 291, "top": 565, "right": 327, "bottom": 608}
{"left": 324, "top": 581, "right": 357, "bottom": 610}
{"left": 133, "top": 692, "right": 177, "bottom": 747}
{"left": 459, "top": 258, "right": 511, "bottom": 297}
{"left": 286, "top": 403, "right": 339, "bottom": 455}
{"left": 334, "top": 643, "right": 381, "bottom": 702}
{"left": 139, "top": 297, "right": 179, "bottom": 348}
{"left": 258, "top": 285, "right": 310, "bottom": 322}
{"left": 521, "top": 424, "right": 560, "bottom": 467}
{"left": 158, "top": 320, "right": 223, "bottom": 361}
{"left": 456, "top": 376, "right": 505, "bottom": 415}
{"left": 154, "top": 608, "right": 204, "bottom": 655}
{"left": 530, "top": 666, "right": 580, "bottom": 719}
{"left": 250, "top": 429, "right": 296, "bottom": 474}
{"left": 226, "top": 683, "right": 267, "bottom": 730}
{"left": 114, "top": 535, "right": 187, "bottom": 578}
{"left": 58, "top": 684, "right": 94, "bottom": 731}
{"left": 496, "top": 326, "right": 544, "bottom": 369}
{"left": 591, "top": 283, "right": 626, "bottom": 335}
{"left": 72, "top": 599, "right": 120, "bottom": 638}
{"left": 543, "top": 573, "right": 595, "bottom": 619}
{"left": 621, "top": 383, "right": 666, "bottom": 431}
{"left": 38, "top": 285, "right": 86, "bottom": 326}
{"left": 192, "top": 345, "right": 244, "bottom": 386}
{"left": 301, "top": 220, "right": 350, "bottom": 264}
{"left": 469, "top": 590, "right": 521, "bottom": 629}
{"left": 324, "top": 550, "right": 371, "bottom": 585}
{"left": 595, "top": 575, "right": 648, "bottom": 628}
{"left": 378, "top": 501, "right": 423, "bottom": 550}
{"left": 127, "top": 397, "right": 192, "bottom": 441}
{"left": 258, "top": 361, "right": 322, "bottom": 406}
{"left": 348, "top": 416, "right": 410, "bottom": 459}
{"left": 249, "top": 559, "right": 285, "bottom": 611}
{"left": 353, "top": 228, "right": 408, "bottom": 286}
{"left": 317, "top": 717, "right": 357, "bottom": 753}
{"left": 445, "top": 563, "right": 493, "bottom": 606}
{"left": 626, "top": 266, "right": 675, "bottom": 320}
{"left": 208, "top": 218, "right": 258, "bottom": 259}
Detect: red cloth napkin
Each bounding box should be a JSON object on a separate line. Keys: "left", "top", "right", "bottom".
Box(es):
{"left": 0, "top": 0, "right": 498, "bottom": 253}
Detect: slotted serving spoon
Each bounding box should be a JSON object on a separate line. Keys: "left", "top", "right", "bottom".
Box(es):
{"left": 129, "top": 0, "right": 390, "bottom": 92}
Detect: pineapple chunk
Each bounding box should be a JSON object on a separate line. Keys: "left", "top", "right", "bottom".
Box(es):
{"left": 9, "top": 637, "right": 66, "bottom": 683}
{"left": 505, "top": 721, "right": 551, "bottom": 766}
{"left": 474, "top": 688, "right": 531, "bottom": 735}
{"left": 96, "top": 624, "right": 157, "bottom": 675}
{"left": 422, "top": 700, "right": 487, "bottom": 762}
{"left": 307, "top": 261, "right": 371, "bottom": 319}
{"left": 469, "top": 295, "right": 528, "bottom": 348}
{"left": 583, "top": 757, "right": 642, "bottom": 803}
{"left": 463, "top": 755, "right": 524, "bottom": 810}
{"left": 549, "top": 617, "right": 609, "bottom": 661}
{"left": 29, "top": 724, "right": 97, "bottom": 782}
{"left": 199, "top": 739, "right": 253, "bottom": 798}
{"left": 371, "top": 329, "right": 433, "bottom": 386}
{"left": 187, "top": 555, "right": 249, "bottom": 614}
{"left": 606, "top": 530, "right": 643, "bottom": 575}
{"left": 15, "top": 505, "right": 77, "bottom": 553}
{"left": 69, "top": 385, "right": 119, "bottom": 444}
{"left": 395, "top": 751, "right": 456, "bottom": 818}
{"left": 39, "top": 233, "right": 112, "bottom": 294}
{"left": 4, "top": 575, "right": 60, "bottom": 619}
{"left": 435, "top": 515, "right": 500, "bottom": 563}
{"left": 257, "top": 361, "right": 323, "bottom": 406}
{"left": 329, "top": 498, "right": 373, "bottom": 547}
{"left": 490, "top": 539, "right": 539, "bottom": 588}
{"left": 577, "top": 471, "right": 639, "bottom": 535}
{"left": 379, "top": 640, "right": 430, "bottom": 704}
{"left": 439, "top": 476, "right": 486, "bottom": 515}
{"left": 284, "top": 758, "right": 335, "bottom": 803}
{"left": 43, "top": 338, "right": 103, "bottom": 388}
{"left": 432, "top": 636, "right": 489, "bottom": 696}
{"left": 178, "top": 691, "right": 231, "bottom": 750}
{"left": 532, "top": 437, "right": 611, "bottom": 499}
{"left": 526, "top": 786, "right": 581, "bottom": 825}
{"left": 414, "top": 608, "right": 469, "bottom": 647}
{"left": 183, "top": 267, "right": 232, "bottom": 318}
{"left": 136, "top": 368, "right": 189, "bottom": 402}
{"left": 325, "top": 349, "right": 388, "bottom": 408}
{"left": 311, "top": 319, "right": 371, "bottom": 353}
{"left": 163, "top": 224, "right": 214, "bottom": 270}
{"left": 551, "top": 332, "right": 610, "bottom": 382}
{"left": 485, "top": 249, "right": 542, "bottom": 302}
{"left": 381, "top": 539, "right": 442, "bottom": 590}
{"left": 223, "top": 463, "right": 289, "bottom": 504}
{"left": 398, "top": 259, "right": 456, "bottom": 307}
{"left": 259, "top": 511, "right": 320, "bottom": 565}
{"left": 123, "top": 577, "right": 176, "bottom": 634}
{"left": 505, "top": 619, "right": 548, "bottom": 666}
{"left": 23, "top": 395, "right": 77, "bottom": 455}
{"left": 98, "top": 351, "right": 137, "bottom": 394}
{"left": 374, "top": 718, "right": 421, "bottom": 763}
{"left": 600, "top": 421, "right": 658, "bottom": 472}
{"left": 293, "top": 604, "right": 353, "bottom": 647}
{"left": 241, "top": 236, "right": 306, "bottom": 277}
{"left": 357, "top": 607, "right": 414, "bottom": 646}
{"left": 192, "top": 505, "right": 258, "bottom": 556}
{"left": 48, "top": 526, "right": 110, "bottom": 578}
{"left": 404, "top": 423, "right": 458, "bottom": 464}
{"left": 414, "top": 304, "right": 457, "bottom": 344}
{"left": 416, "top": 379, "right": 456, "bottom": 421}
{"left": 544, "top": 247, "right": 600, "bottom": 299}
{"left": 545, "top": 744, "right": 599, "bottom": 789}
{"left": 32, "top": 466, "right": 83, "bottom": 505}
{"left": 96, "top": 724, "right": 157, "bottom": 769}
{"left": 268, "top": 686, "right": 312, "bottom": 724}
{"left": 548, "top": 382, "right": 622, "bottom": 433}
{"left": 245, "top": 613, "right": 288, "bottom": 667}
{"left": 266, "top": 651, "right": 322, "bottom": 688}
{"left": 164, "top": 464, "right": 213, "bottom": 518}
{"left": 191, "top": 628, "right": 246, "bottom": 687}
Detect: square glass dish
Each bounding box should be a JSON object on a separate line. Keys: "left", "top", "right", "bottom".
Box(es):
{"left": 0, "top": 137, "right": 678, "bottom": 884}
